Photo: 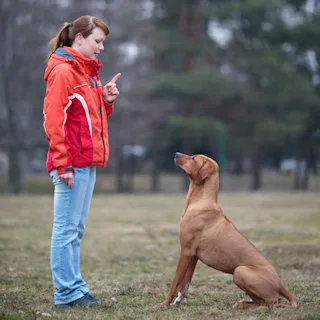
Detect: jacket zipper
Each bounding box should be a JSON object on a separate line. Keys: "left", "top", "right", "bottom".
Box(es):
{"left": 99, "top": 105, "right": 106, "bottom": 165}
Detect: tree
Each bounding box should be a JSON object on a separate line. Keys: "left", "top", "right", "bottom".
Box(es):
{"left": 207, "top": 0, "right": 319, "bottom": 189}
{"left": 0, "top": 0, "right": 65, "bottom": 193}
{"left": 284, "top": 0, "right": 320, "bottom": 189}
{"left": 150, "top": 0, "right": 233, "bottom": 190}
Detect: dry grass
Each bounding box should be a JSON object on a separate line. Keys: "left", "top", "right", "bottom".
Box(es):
{"left": 1, "top": 172, "right": 320, "bottom": 194}
{"left": 0, "top": 192, "right": 320, "bottom": 319}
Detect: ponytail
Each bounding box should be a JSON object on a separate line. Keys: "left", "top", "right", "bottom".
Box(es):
{"left": 47, "top": 22, "right": 73, "bottom": 62}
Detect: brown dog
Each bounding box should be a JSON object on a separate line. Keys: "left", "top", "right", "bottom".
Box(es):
{"left": 161, "top": 152, "right": 297, "bottom": 309}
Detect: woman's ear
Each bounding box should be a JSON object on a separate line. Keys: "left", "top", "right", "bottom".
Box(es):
{"left": 74, "top": 33, "right": 83, "bottom": 46}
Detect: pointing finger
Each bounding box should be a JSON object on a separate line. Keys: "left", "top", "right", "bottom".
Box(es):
{"left": 109, "top": 73, "right": 121, "bottom": 83}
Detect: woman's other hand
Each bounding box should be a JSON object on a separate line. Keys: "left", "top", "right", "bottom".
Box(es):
{"left": 59, "top": 172, "right": 74, "bottom": 189}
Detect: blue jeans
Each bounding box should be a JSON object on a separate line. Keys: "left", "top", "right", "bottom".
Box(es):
{"left": 49, "top": 167, "right": 96, "bottom": 305}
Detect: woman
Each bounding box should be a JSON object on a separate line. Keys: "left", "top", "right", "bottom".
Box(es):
{"left": 43, "top": 15, "right": 120, "bottom": 308}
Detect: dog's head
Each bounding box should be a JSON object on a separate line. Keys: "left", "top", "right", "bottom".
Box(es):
{"left": 174, "top": 152, "right": 219, "bottom": 184}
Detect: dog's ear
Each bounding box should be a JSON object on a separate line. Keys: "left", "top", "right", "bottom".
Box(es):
{"left": 194, "top": 162, "right": 213, "bottom": 184}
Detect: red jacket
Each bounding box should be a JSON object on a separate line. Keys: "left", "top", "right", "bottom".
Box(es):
{"left": 43, "top": 47, "right": 114, "bottom": 175}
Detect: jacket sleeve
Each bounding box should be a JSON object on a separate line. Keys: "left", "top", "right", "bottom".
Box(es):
{"left": 43, "top": 64, "right": 74, "bottom": 175}
{"left": 104, "top": 100, "right": 114, "bottom": 118}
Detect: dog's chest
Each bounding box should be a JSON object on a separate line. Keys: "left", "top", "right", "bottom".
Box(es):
{"left": 180, "top": 213, "right": 210, "bottom": 241}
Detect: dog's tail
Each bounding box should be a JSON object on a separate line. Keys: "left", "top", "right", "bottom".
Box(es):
{"left": 277, "top": 287, "right": 297, "bottom": 308}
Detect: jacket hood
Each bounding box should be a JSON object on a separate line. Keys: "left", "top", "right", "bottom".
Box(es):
{"left": 44, "top": 46, "right": 102, "bottom": 81}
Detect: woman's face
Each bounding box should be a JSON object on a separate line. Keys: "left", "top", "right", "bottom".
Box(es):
{"left": 77, "top": 27, "right": 106, "bottom": 60}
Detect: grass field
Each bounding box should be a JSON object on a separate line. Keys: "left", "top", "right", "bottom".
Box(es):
{"left": 1, "top": 172, "right": 320, "bottom": 194}
{"left": 0, "top": 192, "right": 320, "bottom": 319}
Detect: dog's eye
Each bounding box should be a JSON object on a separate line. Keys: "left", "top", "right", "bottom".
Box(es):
{"left": 191, "top": 156, "right": 195, "bottom": 160}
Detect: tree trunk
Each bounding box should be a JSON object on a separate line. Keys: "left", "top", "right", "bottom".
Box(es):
{"left": 2, "top": 4, "right": 24, "bottom": 194}
{"left": 115, "top": 146, "right": 125, "bottom": 192}
{"left": 148, "top": 114, "right": 161, "bottom": 193}
{"left": 293, "top": 136, "right": 311, "bottom": 190}
{"left": 251, "top": 150, "right": 262, "bottom": 190}
{"left": 181, "top": 135, "right": 191, "bottom": 191}
{"left": 293, "top": 160, "right": 307, "bottom": 190}
{"left": 8, "top": 147, "right": 23, "bottom": 194}
{"left": 301, "top": 138, "right": 314, "bottom": 190}
{"left": 293, "top": 160, "right": 301, "bottom": 190}
{"left": 6, "top": 72, "right": 24, "bottom": 195}
{"left": 301, "top": 164, "right": 310, "bottom": 190}
{"left": 217, "top": 128, "right": 227, "bottom": 190}
{"left": 179, "top": 4, "right": 194, "bottom": 192}
{"left": 294, "top": 159, "right": 310, "bottom": 190}
{"left": 126, "top": 154, "right": 135, "bottom": 193}
{"left": 150, "top": 148, "right": 160, "bottom": 193}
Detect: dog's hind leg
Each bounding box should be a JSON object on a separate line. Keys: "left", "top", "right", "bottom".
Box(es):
{"left": 173, "top": 257, "right": 198, "bottom": 305}
{"left": 232, "top": 299, "right": 267, "bottom": 309}
{"left": 232, "top": 265, "right": 293, "bottom": 309}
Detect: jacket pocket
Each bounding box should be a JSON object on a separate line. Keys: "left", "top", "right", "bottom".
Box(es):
{"left": 79, "top": 124, "right": 93, "bottom": 161}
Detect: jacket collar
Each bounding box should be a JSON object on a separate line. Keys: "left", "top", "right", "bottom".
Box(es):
{"left": 55, "top": 46, "right": 102, "bottom": 75}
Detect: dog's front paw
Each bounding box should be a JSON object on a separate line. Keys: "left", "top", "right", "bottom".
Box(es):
{"left": 160, "top": 300, "right": 170, "bottom": 307}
